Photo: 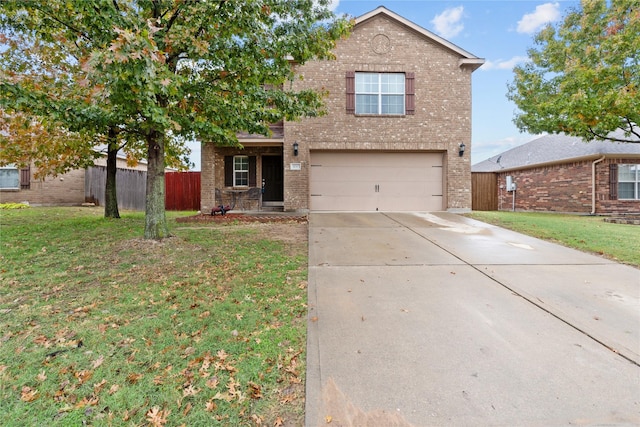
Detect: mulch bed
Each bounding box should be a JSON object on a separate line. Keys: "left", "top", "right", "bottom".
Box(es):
{"left": 175, "top": 213, "right": 308, "bottom": 224}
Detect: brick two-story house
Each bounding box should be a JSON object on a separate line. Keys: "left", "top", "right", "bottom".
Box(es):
{"left": 201, "top": 6, "right": 484, "bottom": 213}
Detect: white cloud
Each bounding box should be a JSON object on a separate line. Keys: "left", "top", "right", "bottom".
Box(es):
{"left": 327, "top": 0, "right": 339, "bottom": 12}
{"left": 481, "top": 56, "right": 529, "bottom": 71}
{"left": 472, "top": 135, "right": 534, "bottom": 163}
{"left": 431, "top": 6, "right": 465, "bottom": 39}
{"left": 517, "top": 3, "right": 561, "bottom": 34}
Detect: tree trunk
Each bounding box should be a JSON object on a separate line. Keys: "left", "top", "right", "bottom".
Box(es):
{"left": 144, "top": 129, "right": 169, "bottom": 240}
{"left": 104, "top": 129, "right": 120, "bottom": 219}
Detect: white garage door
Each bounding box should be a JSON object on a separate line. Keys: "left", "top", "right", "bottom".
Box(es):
{"left": 310, "top": 152, "right": 443, "bottom": 211}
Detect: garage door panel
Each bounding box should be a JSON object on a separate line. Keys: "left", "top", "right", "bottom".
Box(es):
{"left": 311, "top": 180, "right": 377, "bottom": 196}
{"left": 377, "top": 195, "right": 443, "bottom": 212}
{"left": 310, "top": 152, "right": 444, "bottom": 212}
{"left": 310, "top": 194, "right": 377, "bottom": 211}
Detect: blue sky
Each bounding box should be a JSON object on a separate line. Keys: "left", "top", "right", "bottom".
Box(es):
{"left": 188, "top": 0, "right": 580, "bottom": 169}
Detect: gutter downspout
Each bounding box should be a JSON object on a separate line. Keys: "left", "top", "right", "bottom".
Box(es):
{"left": 591, "top": 156, "right": 606, "bottom": 215}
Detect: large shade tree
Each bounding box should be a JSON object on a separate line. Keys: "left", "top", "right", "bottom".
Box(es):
{"left": 507, "top": 0, "right": 639, "bottom": 143}
{"left": 1, "top": 0, "right": 351, "bottom": 238}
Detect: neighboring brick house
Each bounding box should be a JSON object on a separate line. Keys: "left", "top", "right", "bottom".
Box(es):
{"left": 200, "top": 7, "right": 484, "bottom": 213}
{"left": 472, "top": 133, "right": 640, "bottom": 215}
{"left": 0, "top": 154, "right": 147, "bottom": 209}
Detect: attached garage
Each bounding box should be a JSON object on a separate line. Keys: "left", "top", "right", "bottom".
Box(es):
{"left": 310, "top": 151, "right": 444, "bottom": 211}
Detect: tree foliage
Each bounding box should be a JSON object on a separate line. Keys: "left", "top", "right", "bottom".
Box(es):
{"left": 0, "top": 110, "right": 99, "bottom": 178}
{"left": 1, "top": 0, "right": 351, "bottom": 238}
{"left": 507, "top": 0, "right": 639, "bottom": 143}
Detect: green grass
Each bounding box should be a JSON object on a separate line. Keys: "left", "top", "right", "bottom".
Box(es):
{"left": 465, "top": 211, "right": 640, "bottom": 268}
{"left": 0, "top": 207, "right": 308, "bottom": 426}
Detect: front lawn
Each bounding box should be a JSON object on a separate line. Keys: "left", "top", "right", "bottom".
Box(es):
{"left": 0, "top": 207, "right": 308, "bottom": 426}
{"left": 466, "top": 211, "right": 640, "bottom": 268}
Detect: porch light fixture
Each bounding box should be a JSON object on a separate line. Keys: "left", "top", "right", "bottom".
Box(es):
{"left": 293, "top": 141, "right": 299, "bottom": 156}
{"left": 458, "top": 142, "right": 466, "bottom": 157}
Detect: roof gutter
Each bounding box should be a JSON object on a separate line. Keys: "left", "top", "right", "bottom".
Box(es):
{"left": 591, "top": 155, "right": 606, "bottom": 215}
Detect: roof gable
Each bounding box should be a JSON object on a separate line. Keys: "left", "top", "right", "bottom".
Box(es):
{"left": 355, "top": 6, "right": 484, "bottom": 71}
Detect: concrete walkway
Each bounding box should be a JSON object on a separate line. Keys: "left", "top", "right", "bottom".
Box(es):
{"left": 305, "top": 212, "right": 640, "bottom": 427}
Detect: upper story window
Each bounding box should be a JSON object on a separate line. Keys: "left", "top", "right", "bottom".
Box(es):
{"left": 346, "top": 71, "right": 415, "bottom": 116}
{"left": 618, "top": 164, "right": 639, "bottom": 200}
{"left": 356, "top": 73, "right": 405, "bottom": 115}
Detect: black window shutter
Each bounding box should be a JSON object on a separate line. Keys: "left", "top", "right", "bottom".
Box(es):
{"left": 346, "top": 71, "right": 355, "bottom": 114}
{"left": 609, "top": 163, "right": 618, "bottom": 199}
{"left": 225, "top": 156, "right": 233, "bottom": 187}
{"left": 249, "top": 156, "right": 257, "bottom": 187}
{"left": 405, "top": 72, "right": 415, "bottom": 115}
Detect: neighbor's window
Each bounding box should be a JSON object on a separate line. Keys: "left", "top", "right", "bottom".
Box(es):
{"left": 233, "top": 156, "right": 249, "bottom": 187}
{"left": 0, "top": 165, "right": 20, "bottom": 189}
{"left": 355, "top": 72, "right": 405, "bottom": 115}
{"left": 618, "top": 164, "right": 639, "bottom": 200}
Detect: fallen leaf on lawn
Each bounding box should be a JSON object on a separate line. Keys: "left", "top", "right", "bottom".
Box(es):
{"left": 108, "top": 384, "right": 120, "bottom": 394}
{"left": 251, "top": 413, "right": 264, "bottom": 425}
{"left": 280, "top": 394, "right": 295, "bottom": 404}
{"left": 74, "top": 394, "right": 99, "bottom": 408}
{"left": 146, "top": 406, "right": 170, "bottom": 427}
{"left": 199, "top": 310, "right": 211, "bottom": 318}
{"left": 205, "top": 376, "right": 219, "bottom": 389}
{"left": 36, "top": 370, "right": 47, "bottom": 382}
{"left": 212, "top": 391, "right": 233, "bottom": 402}
{"left": 126, "top": 373, "right": 143, "bottom": 384}
{"left": 93, "top": 379, "right": 107, "bottom": 393}
{"left": 236, "top": 313, "right": 243, "bottom": 320}
{"left": 182, "top": 402, "right": 192, "bottom": 416}
{"left": 183, "top": 384, "right": 200, "bottom": 397}
{"left": 274, "top": 416, "right": 284, "bottom": 426}
{"left": 92, "top": 355, "right": 105, "bottom": 369}
{"left": 74, "top": 370, "right": 93, "bottom": 384}
{"left": 205, "top": 399, "right": 217, "bottom": 412}
{"left": 34, "top": 335, "right": 52, "bottom": 348}
{"left": 21, "top": 386, "right": 39, "bottom": 402}
{"left": 248, "top": 381, "right": 262, "bottom": 399}
{"left": 182, "top": 347, "right": 196, "bottom": 358}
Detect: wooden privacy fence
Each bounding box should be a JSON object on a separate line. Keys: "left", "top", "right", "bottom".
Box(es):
{"left": 165, "top": 171, "right": 201, "bottom": 211}
{"left": 471, "top": 172, "right": 498, "bottom": 211}
{"left": 85, "top": 166, "right": 147, "bottom": 211}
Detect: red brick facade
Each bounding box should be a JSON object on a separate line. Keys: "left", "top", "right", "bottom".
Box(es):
{"left": 496, "top": 159, "right": 640, "bottom": 215}
{"left": 200, "top": 7, "right": 483, "bottom": 213}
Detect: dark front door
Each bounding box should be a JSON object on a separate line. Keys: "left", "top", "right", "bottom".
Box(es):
{"left": 262, "top": 156, "right": 283, "bottom": 203}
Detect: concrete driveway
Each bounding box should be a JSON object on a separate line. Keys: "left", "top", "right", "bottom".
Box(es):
{"left": 305, "top": 212, "right": 640, "bottom": 427}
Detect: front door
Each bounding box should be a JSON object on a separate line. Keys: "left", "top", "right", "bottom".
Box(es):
{"left": 261, "top": 155, "right": 283, "bottom": 203}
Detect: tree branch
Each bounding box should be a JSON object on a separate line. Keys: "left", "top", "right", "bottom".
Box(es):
{"left": 587, "top": 123, "right": 640, "bottom": 143}
{"left": 35, "top": 6, "right": 94, "bottom": 45}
